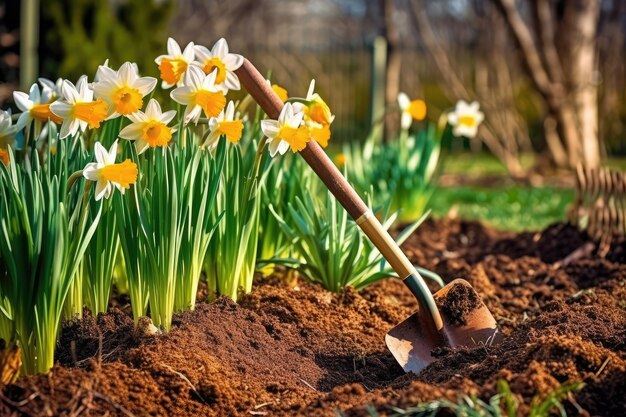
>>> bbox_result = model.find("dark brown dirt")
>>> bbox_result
[1,219,625,417]
[435,281,482,326]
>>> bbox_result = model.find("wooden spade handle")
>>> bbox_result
[236,59,368,219]
[235,59,443,332]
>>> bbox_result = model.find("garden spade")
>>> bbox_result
[235,59,500,374]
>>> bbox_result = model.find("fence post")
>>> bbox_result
[370,36,387,144]
[20,0,39,90]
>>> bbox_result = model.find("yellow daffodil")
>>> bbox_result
[204,101,244,149]
[292,80,334,148]
[92,62,157,119]
[0,147,8,166]
[170,66,226,124]
[303,79,334,126]
[119,98,176,154]
[0,110,17,150]
[261,103,309,156]
[50,76,108,139]
[447,100,485,139]
[270,82,288,102]
[82,140,138,201]
[397,92,426,130]
[155,37,195,89]
[334,153,347,168]
[193,38,243,92]
[14,83,63,129]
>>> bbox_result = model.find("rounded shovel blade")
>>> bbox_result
[386,279,500,374]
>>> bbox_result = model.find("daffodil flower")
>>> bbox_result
[50,76,108,139]
[92,62,157,119]
[0,109,16,146]
[118,99,176,154]
[447,100,485,139]
[170,66,227,124]
[203,101,244,149]
[193,38,243,92]
[291,80,334,148]
[82,140,139,201]
[302,79,335,126]
[398,92,426,130]
[266,80,288,102]
[0,110,15,164]
[307,122,331,148]
[261,103,309,157]
[155,37,195,89]
[14,83,63,130]
[38,77,63,101]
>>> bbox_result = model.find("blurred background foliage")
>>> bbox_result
[40,0,173,80]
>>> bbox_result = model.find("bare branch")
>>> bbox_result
[494,0,555,101]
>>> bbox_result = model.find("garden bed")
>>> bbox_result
[1,219,625,416]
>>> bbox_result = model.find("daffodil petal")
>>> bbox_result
[261,119,279,137]
[212,38,228,58]
[170,87,194,105]
[82,163,100,181]
[160,110,177,125]
[119,123,144,140]
[13,91,32,112]
[166,37,182,56]
[134,77,157,96]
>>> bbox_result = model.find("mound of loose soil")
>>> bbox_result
[1,219,624,416]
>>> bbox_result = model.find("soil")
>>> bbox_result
[1,219,625,416]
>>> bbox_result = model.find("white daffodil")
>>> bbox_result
[447,100,485,139]
[0,110,17,159]
[398,92,426,130]
[203,101,244,149]
[14,83,63,130]
[170,65,226,124]
[92,62,157,119]
[50,76,108,139]
[155,37,195,89]
[261,102,309,157]
[119,99,176,154]
[193,38,243,92]
[38,77,63,101]
[82,140,139,201]
[92,59,139,83]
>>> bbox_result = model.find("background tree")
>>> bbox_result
[494,0,602,169]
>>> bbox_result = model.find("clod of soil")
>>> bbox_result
[1,219,625,417]
[435,281,482,326]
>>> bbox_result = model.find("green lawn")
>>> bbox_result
[429,185,574,232]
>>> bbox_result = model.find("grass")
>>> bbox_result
[429,185,573,232]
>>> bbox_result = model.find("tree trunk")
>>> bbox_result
[495,0,601,169]
[559,0,601,168]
